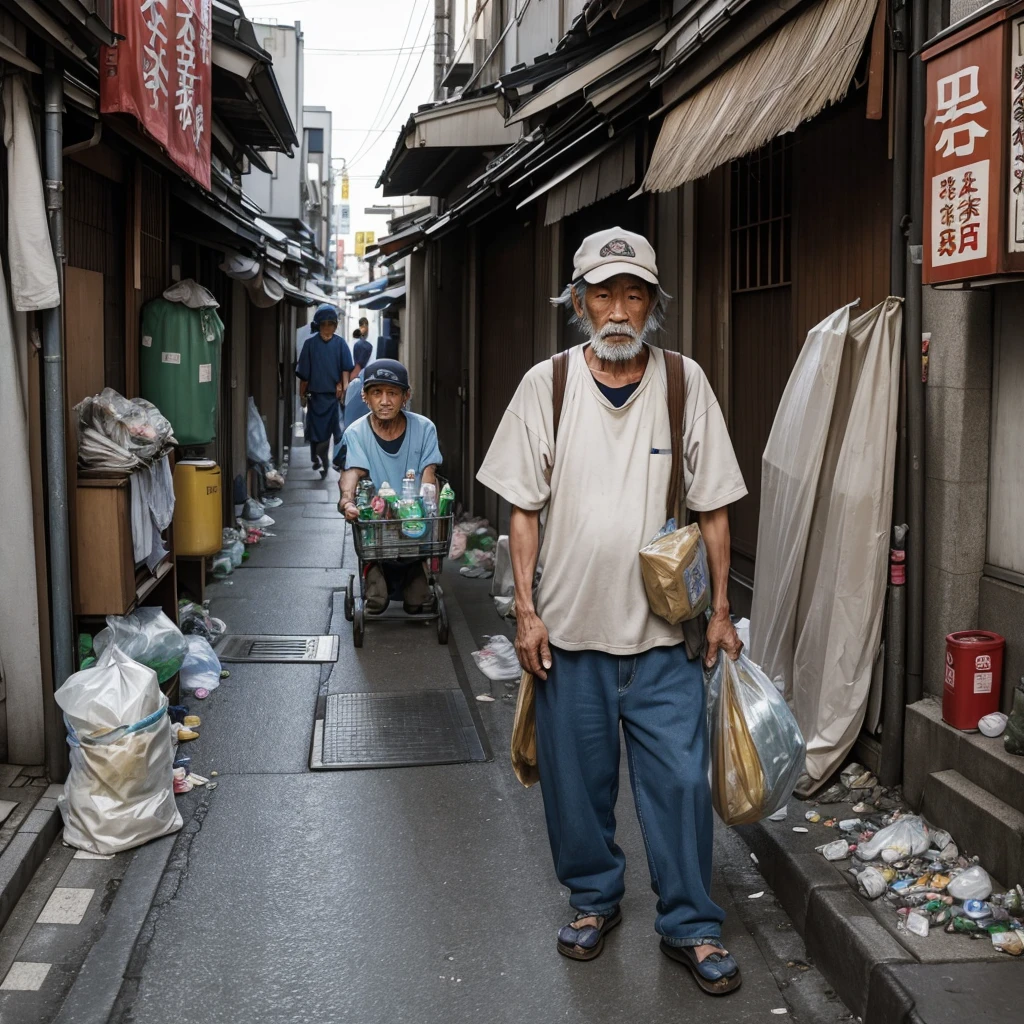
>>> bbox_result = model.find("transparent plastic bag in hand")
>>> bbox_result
[706,651,807,826]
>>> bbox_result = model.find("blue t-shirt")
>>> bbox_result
[343,370,370,429]
[343,411,442,490]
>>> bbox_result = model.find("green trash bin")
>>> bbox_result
[139,293,224,445]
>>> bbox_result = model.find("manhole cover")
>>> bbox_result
[317,690,486,769]
[214,635,339,663]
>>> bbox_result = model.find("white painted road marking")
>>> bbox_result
[37,888,94,925]
[1,962,52,991]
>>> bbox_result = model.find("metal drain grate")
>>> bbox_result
[317,690,486,769]
[215,634,339,663]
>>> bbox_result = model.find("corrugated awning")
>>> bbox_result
[642,0,877,193]
[357,286,407,310]
[512,134,635,225]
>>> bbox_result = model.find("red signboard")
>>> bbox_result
[922,2,1024,284]
[100,0,212,190]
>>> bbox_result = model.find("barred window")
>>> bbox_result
[731,138,792,292]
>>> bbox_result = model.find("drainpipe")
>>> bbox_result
[881,0,911,788]
[41,59,72,781]
[904,0,928,708]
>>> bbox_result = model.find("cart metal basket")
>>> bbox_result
[344,514,453,647]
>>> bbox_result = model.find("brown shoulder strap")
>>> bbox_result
[551,350,570,442]
[664,350,686,521]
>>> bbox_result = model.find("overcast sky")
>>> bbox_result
[244,0,436,271]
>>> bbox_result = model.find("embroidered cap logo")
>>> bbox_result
[599,239,636,258]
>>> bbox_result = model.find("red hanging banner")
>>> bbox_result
[100,0,212,190]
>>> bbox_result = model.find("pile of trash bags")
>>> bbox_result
[706,651,806,826]
[451,517,497,577]
[56,645,183,855]
[810,807,1024,953]
[76,388,176,471]
[92,608,187,684]
[471,635,521,681]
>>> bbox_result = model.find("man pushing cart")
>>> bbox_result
[337,360,451,647]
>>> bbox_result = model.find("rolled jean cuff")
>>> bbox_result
[569,900,619,918]
[660,933,722,949]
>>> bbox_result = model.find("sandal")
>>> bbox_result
[660,939,742,995]
[556,907,622,961]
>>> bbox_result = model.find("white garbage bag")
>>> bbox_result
[180,635,222,693]
[750,298,903,783]
[55,645,182,855]
[246,396,272,467]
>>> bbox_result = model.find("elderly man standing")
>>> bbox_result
[478,228,747,995]
[296,304,353,478]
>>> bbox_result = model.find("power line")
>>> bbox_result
[344,0,429,168]
[305,45,431,56]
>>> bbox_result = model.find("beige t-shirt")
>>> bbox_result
[477,344,747,655]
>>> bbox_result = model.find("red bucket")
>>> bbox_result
[943,631,1005,731]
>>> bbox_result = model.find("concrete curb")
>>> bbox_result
[52,832,177,1024]
[0,791,62,935]
[736,819,916,1020]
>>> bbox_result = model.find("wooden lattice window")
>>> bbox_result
[731,138,792,292]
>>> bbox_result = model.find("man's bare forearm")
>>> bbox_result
[698,507,732,617]
[509,506,541,617]
[339,468,366,505]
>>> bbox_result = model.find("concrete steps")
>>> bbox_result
[904,698,1024,887]
[921,769,1024,888]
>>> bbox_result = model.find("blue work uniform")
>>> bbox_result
[295,334,354,445]
[343,411,442,489]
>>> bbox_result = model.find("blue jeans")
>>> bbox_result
[534,644,724,946]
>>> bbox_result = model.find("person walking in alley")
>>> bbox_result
[478,227,747,995]
[332,336,374,471]
[296,304,353,478]
[338,359,442,614]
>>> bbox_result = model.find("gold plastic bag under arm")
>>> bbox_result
[713,661,767,826]
[639,523,711,625]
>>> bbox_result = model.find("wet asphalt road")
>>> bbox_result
[103,456,852,1024]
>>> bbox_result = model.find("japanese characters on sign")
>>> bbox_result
[101,0,212,190]
[923,22,1006,284]
[1010,17,1024,253]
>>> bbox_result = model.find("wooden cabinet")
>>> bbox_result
[73,475,175,616]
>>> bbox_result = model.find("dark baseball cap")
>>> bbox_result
[363,359,409,391]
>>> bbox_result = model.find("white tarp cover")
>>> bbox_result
[749,297,902,784]
[3,74,60,311]
[642,0,877,193]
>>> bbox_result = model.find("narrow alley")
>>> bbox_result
[0,447,846,1024]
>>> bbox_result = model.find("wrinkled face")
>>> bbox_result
[572,274,653,351]
[364,383,407,421]
[318,320,337,341]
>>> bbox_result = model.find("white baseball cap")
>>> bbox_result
[572,227,659,286]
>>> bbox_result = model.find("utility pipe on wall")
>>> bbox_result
[904,0,928,707]
[41,61,72,781]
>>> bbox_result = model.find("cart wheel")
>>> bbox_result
[353,603,365,648]
[436,596,449,645]
[344,575,354,622]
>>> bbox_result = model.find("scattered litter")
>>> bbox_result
[838,819,862,831]
[475,695,496,703]
[210,771,219,777]
[471,636,521,681]
[750,853,759,865]
[819,840,851,861]
[771,1009,788,1015]
[947,866,993,901]
[978,712,1008,738]
[856,816,929,863]
[857,867,888,900]
[769,806,788,822]
[992,930,1024,956]
[841,763,877,791]
[792,827,809,833]
[221,670,231,679]
[748,891,765,899]
[903,911,930,938]
[805,810,821,823]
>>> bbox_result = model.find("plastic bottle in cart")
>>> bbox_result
[402,470,417,499]
[378,481,398,517]
[420,482,438,517]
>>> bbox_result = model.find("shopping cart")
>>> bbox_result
[344,513,453,648]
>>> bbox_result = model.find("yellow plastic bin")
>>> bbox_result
[173,460,222,555]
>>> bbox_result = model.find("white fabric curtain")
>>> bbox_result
[750,298,903,785]
[3,74,60,311]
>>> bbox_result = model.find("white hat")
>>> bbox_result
[572,227,659,286]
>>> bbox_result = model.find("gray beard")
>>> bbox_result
[589,334,644,361]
